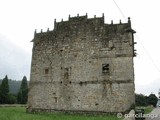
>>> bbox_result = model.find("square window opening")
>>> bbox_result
[102,64,109,74]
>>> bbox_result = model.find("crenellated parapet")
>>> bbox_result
[33,14,135,43]
[34,14,134,34]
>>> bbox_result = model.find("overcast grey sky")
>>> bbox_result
[0,0,160,96]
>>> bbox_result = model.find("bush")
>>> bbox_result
[135,93,158,107]
[7,93,17,104]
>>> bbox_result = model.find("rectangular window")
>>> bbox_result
[54,97,57,103]
[102,64,109,74]
[45,68,49,74]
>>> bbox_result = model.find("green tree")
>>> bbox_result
[135,93,148,106]
[17,76,28,104]
[7,93,17,104]
[148,93,158,107]
[0,84,1,102]
[0,75,9,104]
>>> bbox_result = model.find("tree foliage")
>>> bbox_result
[135,93,158,107]
[0,75,28,104]
[0,79,22,95]
[17,76,28,104]
[0,75,9,103]
[7,93,17,104]
[148,94,158,107]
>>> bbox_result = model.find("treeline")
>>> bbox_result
[0,79,21,94]
[0,75,28,104]
[135,93,158,107]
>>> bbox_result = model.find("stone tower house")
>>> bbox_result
[27,14,136,113]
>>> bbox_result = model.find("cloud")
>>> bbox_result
[135,78,160,96]
[0,34,31,80]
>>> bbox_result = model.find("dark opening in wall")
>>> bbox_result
[95,103,99,106]
[45,68,49,74]
[68,96,71,100]
[54,97,57,103]
[64,68,69,79]
[79,81,83,86]
[102,64,109,74]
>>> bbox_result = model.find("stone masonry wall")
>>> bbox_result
[27,14,136,113]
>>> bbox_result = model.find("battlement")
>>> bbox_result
[68,14,88,22]
[34,14,134,36]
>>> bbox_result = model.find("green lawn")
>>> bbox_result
[144,107,154,114]
[0,107,121,120]
[136,106,154,114]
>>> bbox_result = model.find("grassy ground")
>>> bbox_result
[144,106,154,114]
[136,106,154,114]
[0,107,121,120]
